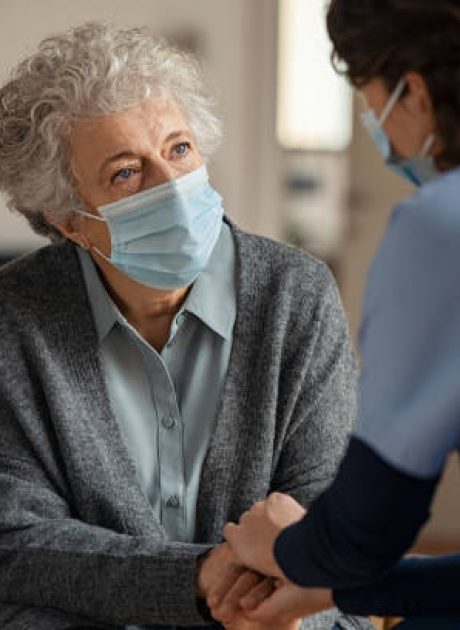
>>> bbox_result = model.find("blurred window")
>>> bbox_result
[277,0,352,152]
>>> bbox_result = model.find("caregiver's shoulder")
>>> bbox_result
[368,167,460,294]
[391,167,460,243]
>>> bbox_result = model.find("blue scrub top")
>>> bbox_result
[355,167,460,478]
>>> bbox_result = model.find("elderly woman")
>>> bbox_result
[0,23,369,630]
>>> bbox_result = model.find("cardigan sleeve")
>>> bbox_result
[270,265,357,505]
[0,402,212,627]
[0,602,118,630]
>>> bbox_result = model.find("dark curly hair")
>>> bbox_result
[326,0,460,169]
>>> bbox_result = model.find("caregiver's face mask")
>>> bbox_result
[360,78,438,187]
[77,164,223,290]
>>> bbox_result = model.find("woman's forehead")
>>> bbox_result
[76,97,187,124]
[71,100,191,151]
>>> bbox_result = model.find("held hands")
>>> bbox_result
[214,577,333,627]
[197,542,289,629]
[237,580,334,625]
[197,494,333,628]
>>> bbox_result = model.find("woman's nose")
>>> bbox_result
[145,159,177,188]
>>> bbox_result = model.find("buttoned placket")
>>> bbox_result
[126,314,188,542]
[158,312,188,540]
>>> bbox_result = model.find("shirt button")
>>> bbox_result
[165,495,180,509]
[162,414,176,430]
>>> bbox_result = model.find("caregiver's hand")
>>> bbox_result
[240,580,333,625]
[224,493,306,578]
[210,572,302,629]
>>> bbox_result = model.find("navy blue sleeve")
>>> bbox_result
[334,554,460,616]
[274,437,438,589]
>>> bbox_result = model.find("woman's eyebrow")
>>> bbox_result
[99,150,138,173]
[164,129,192,143]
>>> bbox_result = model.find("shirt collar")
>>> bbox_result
[181,221,236,341]
[77,247,118,343]
[77,220,236,344]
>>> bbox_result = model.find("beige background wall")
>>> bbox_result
[1,0,459,550]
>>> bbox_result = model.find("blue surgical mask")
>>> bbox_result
[77,164,224,289]
[360,78,439,186]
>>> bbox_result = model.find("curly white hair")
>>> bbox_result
[0,22,222,239]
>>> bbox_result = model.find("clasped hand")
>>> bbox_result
[196,493,333,629]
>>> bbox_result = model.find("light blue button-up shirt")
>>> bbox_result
[77,223,236,545]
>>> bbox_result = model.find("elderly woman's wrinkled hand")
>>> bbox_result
[224,493,306,578]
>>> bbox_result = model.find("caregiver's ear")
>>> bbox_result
[43,209,90,250]
[401,72,434,117]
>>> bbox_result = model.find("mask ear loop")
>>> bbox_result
[379,78,407,126]
[74,209,111,261]
[420,133,435,157]
[91,246,113,265]
[76,209,106,222]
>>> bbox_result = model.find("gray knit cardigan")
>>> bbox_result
[0,224,371,630]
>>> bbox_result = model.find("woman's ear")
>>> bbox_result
[403,72,434,117]
[43,210,90,250]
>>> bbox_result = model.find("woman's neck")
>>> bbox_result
[92,252,189,351]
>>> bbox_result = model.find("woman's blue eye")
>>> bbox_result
[173,142,190,157]
[113,168,135,182]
